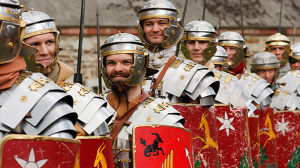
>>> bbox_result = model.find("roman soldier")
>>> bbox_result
[137,0,183,69]
[0,0,77,140]
[251,51,280,90]
[22,10,74,87]
[289,43,300,70]
[218,31,247,79]
[181,20,217,69]
[264,33,291,78]
[22,10,112,137]
[100,32,185,167]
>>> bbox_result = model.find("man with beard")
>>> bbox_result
[0,0,77,140]
[101,33,185,167]
[22,10,74,86]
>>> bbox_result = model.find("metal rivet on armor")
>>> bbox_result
[280,98,283,101]
[223,86,227,90]
[147,116,152,122]
[297,73,300,78]
[166,41,170,45]
[248,84,252,87]
[180,75,185,80]
[294,80,297,83]
[74,99,78,105]
[153,3,155,5]
[138,70,141,76]
[8,42,13,49]
[142,80,147,86]
[6,8,10,14]
[20,96,27,102]
[36,66,41,72]
[131,68,134,73]
[28,55,32,59]
[14,11,18,17]
[172,30,175,34]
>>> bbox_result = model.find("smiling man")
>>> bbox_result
[100,33,184,167]
[22,11,74,86]
[137,0,183,69]
[181,20,217,69]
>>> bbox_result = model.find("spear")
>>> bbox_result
[96,7,102,94]
[202,0,206,21]
[175,0,189,57]
[278,0,284,33]
[74,0,85,84]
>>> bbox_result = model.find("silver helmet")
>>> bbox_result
[181,20,217,65]
[264,33,291,67]
[0,0,36,64]
[211,45,229,72]
[22,10,59,72]
[137,0,183,49]
[218,31,246,69]
[100,33,158,89]
[289,43,300,63]
[251,51,280,87]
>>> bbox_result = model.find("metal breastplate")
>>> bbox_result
[272,70,300,110]
[62,83,112,135]
[141,58,219,107]
[0,72,77,141]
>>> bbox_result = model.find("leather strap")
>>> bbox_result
[150,55,176,96]
[110,91,149,142]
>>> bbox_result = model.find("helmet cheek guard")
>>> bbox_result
[181,41,190,59]
[161,19,183,48]
[202,41,217,65]
[230,47,245,69]
[124,53,147,86]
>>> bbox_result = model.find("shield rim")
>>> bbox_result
[0,134,80,167]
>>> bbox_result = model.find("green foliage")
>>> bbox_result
[240,151,250,168]
[260,145,269,166]
[253,156,259,168]
[288,145,300,168]
[194,153,201,168]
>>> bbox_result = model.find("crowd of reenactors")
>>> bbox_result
[0,0,300,167]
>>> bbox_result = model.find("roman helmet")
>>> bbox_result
[0,0,36,64]
[211,45,229,72]
[181,20,217,65]
[218,31,246,69]
[137,0,183,49]
[251,51,280,88]
[100,33,158,89]
[265,33,291,67]
[22,10,60,72]
[289,43,300,64]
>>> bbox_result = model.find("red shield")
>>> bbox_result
[76,136,114,168]
[274,110,300,167]
[132,124,193,168]
[0,134,80,168]
[254,108,277,168]
[248,116,260,167]
[173,104,218,168]
[213,105,251,167]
